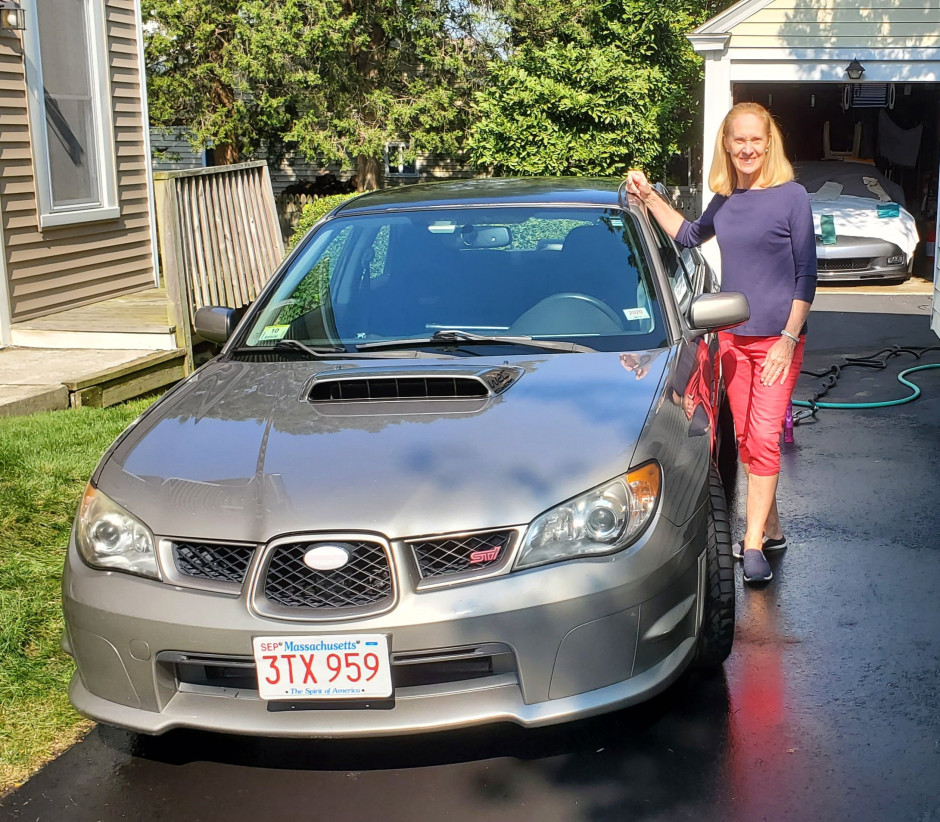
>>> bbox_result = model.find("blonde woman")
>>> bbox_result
[626,102,817,585]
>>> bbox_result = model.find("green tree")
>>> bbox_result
[143,0,500,187]
[467,0,715,178]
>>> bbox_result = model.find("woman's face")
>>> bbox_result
[724,112,769,188]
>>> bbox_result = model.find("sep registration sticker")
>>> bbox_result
[258,324,290,342]
[252,634,392,700]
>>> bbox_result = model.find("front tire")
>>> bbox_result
[693,465,735,669]
[715,395,738,498]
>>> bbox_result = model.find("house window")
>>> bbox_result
[23,0,119,227]
[385,142,418,178]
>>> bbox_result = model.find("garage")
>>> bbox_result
[687,0,940,335]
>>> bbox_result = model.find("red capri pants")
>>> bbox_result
[718,332,805,477]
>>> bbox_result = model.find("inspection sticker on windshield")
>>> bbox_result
[624,308,650,321]
[252,635,392,700]
[258,325,290,342]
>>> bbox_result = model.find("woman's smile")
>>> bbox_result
[726,113,769,188]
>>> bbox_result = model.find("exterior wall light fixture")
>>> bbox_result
[0,1,25,31]
[845,59,865,81]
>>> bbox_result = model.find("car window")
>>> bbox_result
[680,245,711,294]
[648,216,694,310]
[241,207,668,353]
[246,224,354,341]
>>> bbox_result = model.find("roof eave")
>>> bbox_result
[692,0,775,36]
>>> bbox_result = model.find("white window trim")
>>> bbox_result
[384,142,419,178]
[22,0,120,229]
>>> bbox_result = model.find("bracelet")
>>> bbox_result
[780,329,800,344]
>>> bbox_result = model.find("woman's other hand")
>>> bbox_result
[625,170,653,200]
[760,336,798,386]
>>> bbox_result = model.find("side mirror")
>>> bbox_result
[194,306,244,344]
[688,292,750,334]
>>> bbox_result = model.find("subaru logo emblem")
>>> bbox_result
[303,544,351,571]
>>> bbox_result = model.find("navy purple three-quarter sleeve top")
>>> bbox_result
[675,181,818,337]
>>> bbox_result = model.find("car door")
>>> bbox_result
[647,212,722,439]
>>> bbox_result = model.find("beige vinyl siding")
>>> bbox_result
[268,152,342,197]
[731,0,940,47]
[417,153,474,178]
[151,129,206,172]
[0,0,154,323]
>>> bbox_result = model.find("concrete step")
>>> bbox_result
[0,347,188,417]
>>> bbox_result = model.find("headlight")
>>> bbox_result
[515,463,661,570]
[75,484,159,579]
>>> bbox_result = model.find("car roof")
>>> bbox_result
[332,177,627,215]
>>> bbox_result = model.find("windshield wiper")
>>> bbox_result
[358,329,597,353]
[275,339,347,356]
[232,339,451,359]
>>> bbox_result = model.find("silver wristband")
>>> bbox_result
[780,329,800,344]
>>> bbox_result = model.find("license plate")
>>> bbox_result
[252,634,392,701]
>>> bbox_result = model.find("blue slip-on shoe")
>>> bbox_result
[742,549,773,584]
[732,534,787,560]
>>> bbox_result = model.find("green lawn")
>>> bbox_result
[0,397,159,795]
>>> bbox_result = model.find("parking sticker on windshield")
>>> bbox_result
[624,308,650,321]
[259,325,290,341]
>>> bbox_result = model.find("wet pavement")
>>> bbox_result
[2,293,939,822]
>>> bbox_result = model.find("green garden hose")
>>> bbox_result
[792,345,940,418]
[792,362,940,410]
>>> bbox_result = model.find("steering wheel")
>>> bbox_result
[511,292,626,335]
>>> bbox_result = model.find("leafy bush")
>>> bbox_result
[467,0,705,178]
[287,193,360,249]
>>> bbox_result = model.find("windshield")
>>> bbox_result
[240,206,667,354]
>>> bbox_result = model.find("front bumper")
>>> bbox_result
[816,237,912,284]
[62,508,707,737]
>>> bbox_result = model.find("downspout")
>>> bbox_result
[0,185,12,347]
[134,0,160,288]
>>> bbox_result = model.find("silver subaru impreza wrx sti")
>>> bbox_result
[63,178,748,737]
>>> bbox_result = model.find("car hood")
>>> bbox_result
[99,351,669,542]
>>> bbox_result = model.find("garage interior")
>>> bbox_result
[733,81,940,280]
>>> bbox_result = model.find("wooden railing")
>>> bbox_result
[153,161,284,365]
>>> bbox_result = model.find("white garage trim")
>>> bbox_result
[726,62,940,83]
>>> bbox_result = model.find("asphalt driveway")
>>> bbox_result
[2,291,938,822]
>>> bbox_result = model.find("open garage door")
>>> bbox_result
[734,82,938,291]
[933,217,940,337]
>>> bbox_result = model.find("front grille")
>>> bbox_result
[410,530,513,579]
[173,541,255,583]
[817,257,871,272]
[262,540,393,611]
[309,376,489,402]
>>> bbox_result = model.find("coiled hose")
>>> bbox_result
[792,345,940,421]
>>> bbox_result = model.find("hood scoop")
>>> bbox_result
[307,365,524,403]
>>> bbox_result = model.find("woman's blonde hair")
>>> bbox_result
[707,102,794,196]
